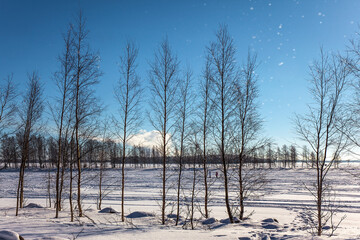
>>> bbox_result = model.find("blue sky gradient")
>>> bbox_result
[1,0,360,146]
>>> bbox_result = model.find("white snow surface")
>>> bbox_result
[0,165,360,239]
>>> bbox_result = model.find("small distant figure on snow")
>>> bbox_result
[216,171,218,178]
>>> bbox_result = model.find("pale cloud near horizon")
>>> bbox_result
[127,129,174,150]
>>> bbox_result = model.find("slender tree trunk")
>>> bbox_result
[58,150,66,212]
[98,157,103,210]
[121,137,126,221]
[16,159,25,216]
[176,128,185,225]
[48,170,52,208]
[239,155,244,220]
[55,130,62,217]
[317,167,322,236]
[97,134,104,210]
[20,163,25,207]
[55,103,66,217]
[161,83,167,225]
[175,154,182,225]
[75,78,82,217]
[202,113,209,219]
[17,139,28,215]
[162,134,166,225]
[69,139,74,222]
[221,81,233,223]
[222,147,232,223]
[190,155,196,230]
[121,105,128,222]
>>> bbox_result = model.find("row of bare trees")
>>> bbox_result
[3,11,360,237]
[143,25,268,224]
[49,12,102,218]
[0,18,312,227]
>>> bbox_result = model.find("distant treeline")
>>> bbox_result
[0,133,341,169]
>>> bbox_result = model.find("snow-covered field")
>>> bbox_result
[0,165,359,240]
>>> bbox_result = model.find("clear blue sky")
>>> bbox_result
[1,0,360,147]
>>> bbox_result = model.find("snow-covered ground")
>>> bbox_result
[0,165,359,240]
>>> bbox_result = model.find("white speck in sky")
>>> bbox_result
[252,36,256,39]
[301,15,305,18]
[250,6,254,10]
[279,24,283,29]
[268,3,272,6]
[318,12,322,16]
[350,21,354,24]
[292,48,296,52]
[278,62,284,66]
[320,21,323,24]
[203,2,207,6]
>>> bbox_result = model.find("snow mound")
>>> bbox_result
[219,217,240,224]
[98,207,118,213]
[25,203,43,208]
[37,238,68,240]
[202,217,216,225]
[126,211,154,218]
[262,218,278,223]
[261,218,281,230]
[0,230,22,240]
[167,213,180,219]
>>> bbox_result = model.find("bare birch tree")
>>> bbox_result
[52,24,74,218]
[149,38,179,225]
[174,68,194,225]
[16,72,44,216]
[97,119,110,210]
[72,11,102,217]
[207,24,237,223]
[234,51,263,220]
[199,57,212,219]
[294,49,349,236]
[113,41,142,222]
